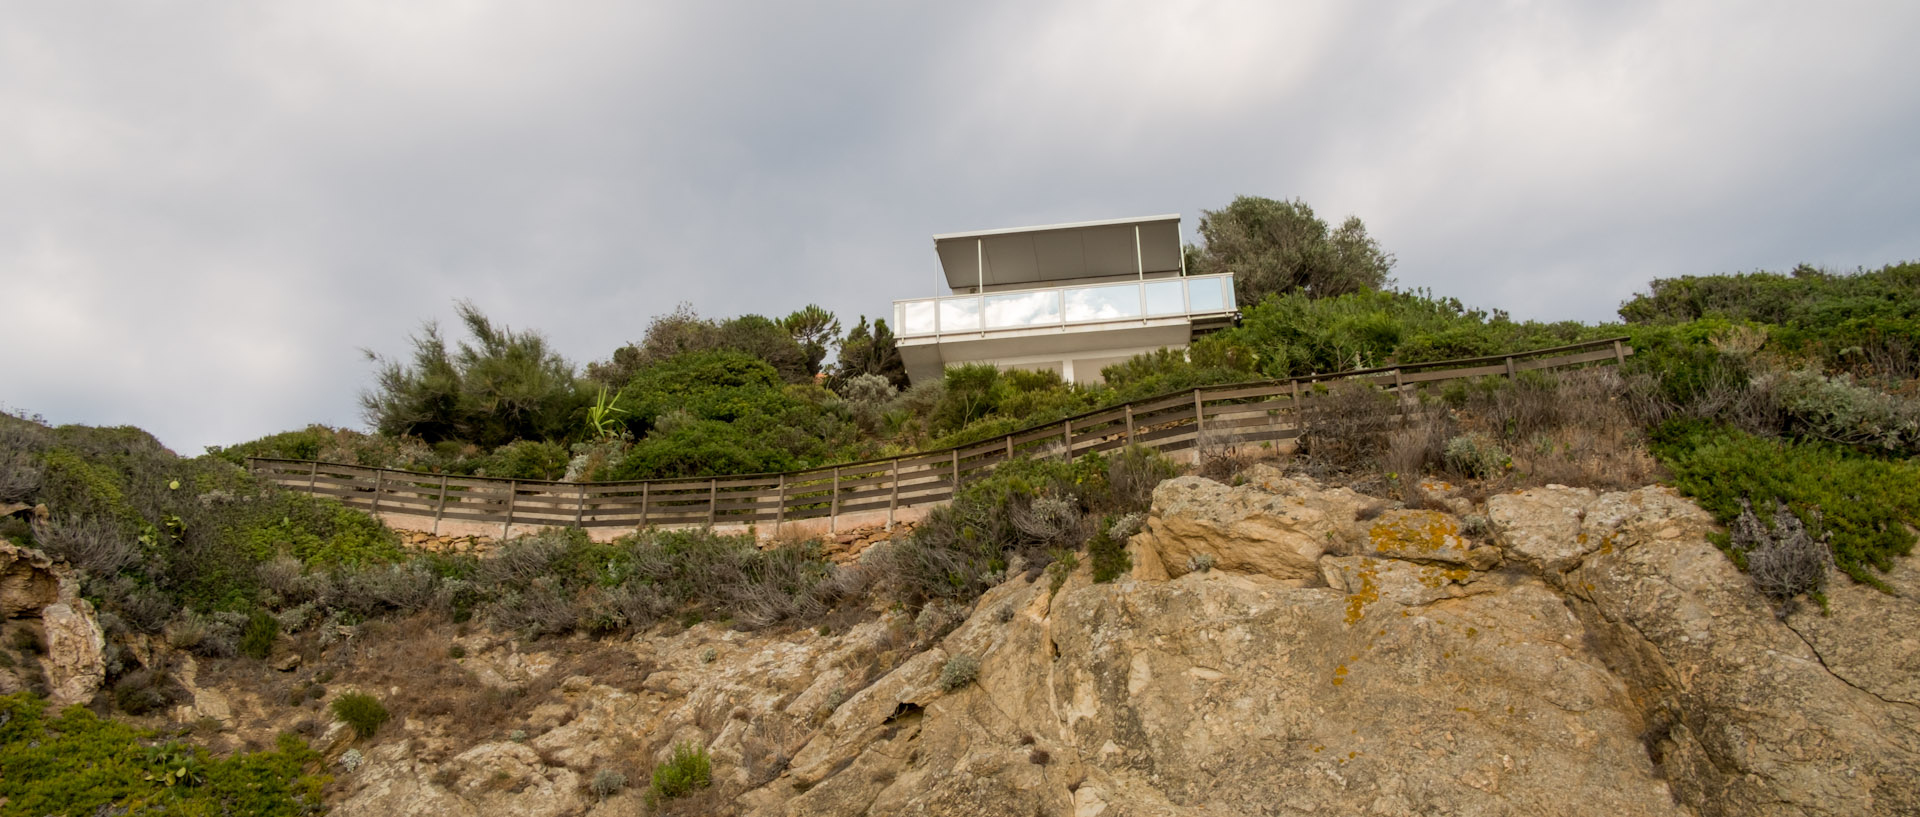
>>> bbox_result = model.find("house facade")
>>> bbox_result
[892,214,1237,385]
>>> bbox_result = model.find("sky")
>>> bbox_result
[4,1,1918,454]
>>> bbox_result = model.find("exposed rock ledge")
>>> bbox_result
[0,540,106,706]
[319,470,1915,816]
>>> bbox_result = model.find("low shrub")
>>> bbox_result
[590,767,627,800]
[1729,498,1833,603]
[938,654,980,691]
[1767,368,1920,455]
[648,741,713,803]
[239,610,278,660]
[1443,433,1508,479]
[331,691,391,739]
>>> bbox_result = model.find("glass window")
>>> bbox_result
[1187,278,1226,313]
[899,300,937,335]
[1064,284,1143,322]
[939,297,981,331]
[984,290,1061,328]
[1143,280,1185,316]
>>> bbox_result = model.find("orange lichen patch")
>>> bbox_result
[1368,512,1463,554]
[1332,664,1350,686]
[1343,560,1381,624]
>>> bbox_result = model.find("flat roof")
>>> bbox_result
[933,214,1182,290]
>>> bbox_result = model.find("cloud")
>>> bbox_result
[2,1,1916,452]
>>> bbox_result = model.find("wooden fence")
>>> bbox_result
[248,337,1633,535]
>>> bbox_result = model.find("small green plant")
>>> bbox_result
[585,385,628,441]
[938,654,980,691]
[239,611,279,660]
[447,644,466,659]
[1186,553,1217,573]
[330,691,390,740]
[699,646,717,664]
[648,741,713,804]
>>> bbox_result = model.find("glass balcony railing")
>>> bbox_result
[894,273,1236,338]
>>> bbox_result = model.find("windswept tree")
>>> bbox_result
[361,300,586,447]
[1191,195,1395,307]
[782,304,841,377]
[586,304,813,386]
[833,316,908,390]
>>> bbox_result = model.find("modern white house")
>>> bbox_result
[892,214,1237,385]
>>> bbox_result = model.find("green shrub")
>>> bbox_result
[1443,433,1509,478]
[476,439,572,481]
[1088,514,1140,583]
[238,610,278,660]
[648,741,712,803]
[1767,368,1920,454]
[938,654,980,691]
[1653,424,1919,588]
[0,693,325,816]
[331,692,391,739]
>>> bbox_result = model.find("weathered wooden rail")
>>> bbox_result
[249,337,1632,535]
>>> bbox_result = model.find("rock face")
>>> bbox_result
[0,540,105,706]
[303,476,1916,816]
[1128,467,1367,583]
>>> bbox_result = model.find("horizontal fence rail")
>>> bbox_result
[249,337,1634,535]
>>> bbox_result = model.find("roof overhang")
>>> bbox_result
[933,214,1182,290]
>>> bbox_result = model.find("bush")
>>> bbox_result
[476,439,572,480]
[29,514,138,577]
[1767,368,1920,454]
[590,767,627,800]
[938,654,980,691]
[1088,514,1140,583]
[331,691,391,739]
[239,610,278,660]
[1443,433,1509,479]
[648,741,712,803]
[1729,498,1833,603]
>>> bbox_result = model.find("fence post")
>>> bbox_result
[1005,435,1014,461]
[887,459,899,530]
[307,460,318,494]
[639,482,649,529]
[502,480,516,539]
[433,474,448,536]
[1062,418,1072,460]
[1193,390,1205,434]
[1125,404,1136,445]
[775,473,787,533]
[950,450,960,496]
[1613,339,1626,365]
[370,469,384,515]
[1505,355,1516,381]
[829,468,841,535]
[574,483,586,528]
[708,479,718,527]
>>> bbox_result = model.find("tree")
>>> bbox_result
[782,304,841,377]
[361,300,585,447]
[1191,196,1395,306]
[586,304,813,386]
[833,316,908,390]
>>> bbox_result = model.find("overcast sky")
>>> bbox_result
[5,2,1917,454]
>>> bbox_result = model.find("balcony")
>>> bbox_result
[894,273,1237,340]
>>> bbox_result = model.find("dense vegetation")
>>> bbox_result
[0,693,327,817]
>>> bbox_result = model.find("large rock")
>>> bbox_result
[1129,470,1367,583]
[1485,485,1598,572]
[1564,494,1920,817]
[0,540,104,706]
[763,558,1684,816]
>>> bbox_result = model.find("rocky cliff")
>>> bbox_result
[69,469,1918,816]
